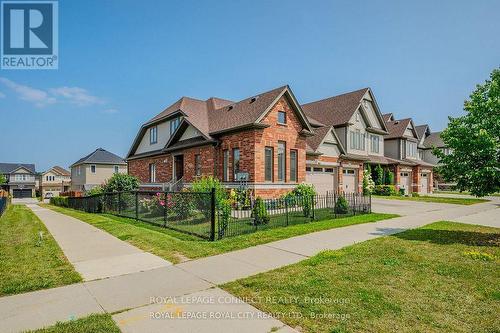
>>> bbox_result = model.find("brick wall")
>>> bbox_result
[128,154,172,183]
[181,144,217,182]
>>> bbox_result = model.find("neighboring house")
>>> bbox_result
[70,148,127,191]
[127,85,314,198]
[383,114,435,194]
[418,129,449,165]
[40,166,71,197]
[301,88,390,194]
[0,163,37,198]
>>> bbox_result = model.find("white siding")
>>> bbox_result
[135,121,171,155]
[347,110,368,155]
[318,142,341,157]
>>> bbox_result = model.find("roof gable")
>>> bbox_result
[0,163,35,174]
[385,118,419,140]
[71,148,125,167]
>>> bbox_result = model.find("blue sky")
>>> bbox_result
[1,0,499,171]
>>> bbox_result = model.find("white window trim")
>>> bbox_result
[90,165,96,174]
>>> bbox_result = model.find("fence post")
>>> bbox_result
[135,191,139,220]
[369,193,372,213]
[285,198,289,226]
[118,192,122,215]
[353,193,356,216]
[210,187,216,241]
[311,195,315,220]
[163,192,168,227]
[334,192,337,218]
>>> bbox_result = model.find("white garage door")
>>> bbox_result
[400,172,412,194]
[420,173,428,194]
[306,167,336,195]
[342,169,357,193]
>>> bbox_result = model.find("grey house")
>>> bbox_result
[70,148,127,191]
[0,163,37,198]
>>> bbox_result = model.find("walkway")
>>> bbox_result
[26,204,171,281]
[0,199,497,332]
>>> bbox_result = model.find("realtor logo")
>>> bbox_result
[1,1,58,69]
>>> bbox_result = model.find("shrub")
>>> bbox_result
[252,197,270,225]
[374,164,384,185]
[217,198,232,237]
[334,196,349,214]
[86,186,104,196]
[411,192,420,197]
[170,190,195,220]
[384,170,394,185]
[102,173,139,193]
[399,188,406,196]
[191,176,227,205]
[282,184,316,217]
[50,196,68,207]
[373,185,397,196]
[362,169,375,195]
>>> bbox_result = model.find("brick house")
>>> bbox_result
[383,114,435,194]
[126,86,314,198]
[301,88,390,194]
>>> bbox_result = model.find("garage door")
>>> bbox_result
[13,189,32,198]
[342,169,357,193]
[400,172,412,194]
[420,173,428,194]
[306,167,337,195]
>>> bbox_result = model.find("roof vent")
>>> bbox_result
[394,121,399,124]
[249,96,259,103]
[228,105,233,111]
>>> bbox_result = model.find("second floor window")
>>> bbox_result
[150,126,157,144]
[170,118,181,135]
[90,165,96,173]
[350,130,365,150]
[194,154,201,176]
[290,150,297,182]
[278,141,286,181]
[149,163,156,182]
[233,148,240,180]
[406,141,417,158]
[370,135,380,153]
[265,147,273,181]
[277,111,286,124]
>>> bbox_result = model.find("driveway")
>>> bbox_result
[11,197,39,205]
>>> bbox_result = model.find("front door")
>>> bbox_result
[174,155,184,181]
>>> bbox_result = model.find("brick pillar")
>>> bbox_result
[338,165,343,193]
[429,170,434,193]
[412,166,421,193]
[357,163,364,194]
[394,165,401,191]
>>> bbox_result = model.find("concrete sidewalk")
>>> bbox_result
[1,200,497,333]
[27,204,171,281]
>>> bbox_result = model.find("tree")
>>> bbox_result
[374,164,384,185]
[434,68,500,197]
[362,169,375,195]
[101,173,139,193]
[0,174,6,185]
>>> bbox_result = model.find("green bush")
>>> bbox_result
[217,198,232,238]
[411,192,420,197]
[191,176,228,218]
[399,188,406,196]
[334,196,349,214]
[86,186,104,196]
[373,185,397,196]
[282,184,316,217]
[384,170,395,185]
[50,196,68,207]
[374,164,384,185]
[102,173,139,193]
[170,190,195,220]
[252,197,270,225]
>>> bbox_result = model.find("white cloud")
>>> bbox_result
[49,86,105,106]
[0,91,5,98]
[103,108,118,114]
[0,77,56,107]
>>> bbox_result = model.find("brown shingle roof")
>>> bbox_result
[415,124,429,141]
[382,113,394,122]
[301,88,369,126]
[305,126,331,152]
[384,118,412,139]
[423,131,445,148]
[51,166,70,176]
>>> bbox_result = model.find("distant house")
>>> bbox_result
[40,166,71,198]
[0,163,37,198]
[70,148,127,191]
[418,129,449,165]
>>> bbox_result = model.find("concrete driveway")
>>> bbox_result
[11,197,39,205]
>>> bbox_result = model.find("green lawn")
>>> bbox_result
[223,221,500,333]
[434,190,500,197]
[0,205,81,296]
[373,195,489,205]
[25,314,120,333]
[43,204,397,264]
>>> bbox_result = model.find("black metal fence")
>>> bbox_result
[57,191,370,241]
[0,197,7,217]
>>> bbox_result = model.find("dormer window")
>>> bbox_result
[170,118,181,135]
[150,126,157,144]
[278,111,286,124]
